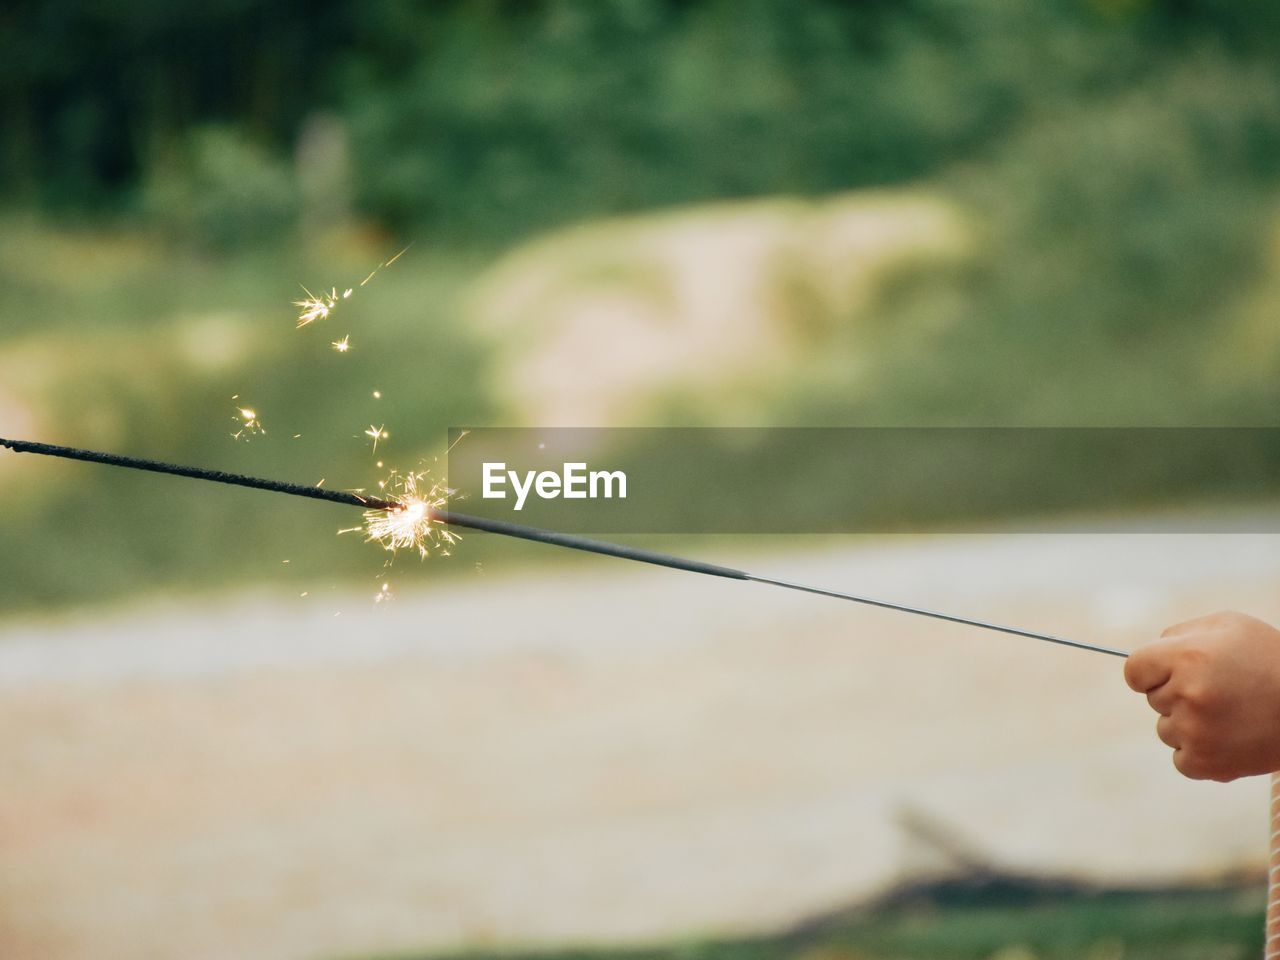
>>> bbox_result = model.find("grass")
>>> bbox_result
[356,880,1266,960]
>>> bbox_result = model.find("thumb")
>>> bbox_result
[1124,639,1175,694]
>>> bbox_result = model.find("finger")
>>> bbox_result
[1171,748,1209,780]
[1124,643,1174,693]
[1146,683,1177,716]
[1156,714,1180,748]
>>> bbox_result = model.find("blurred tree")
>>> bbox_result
[0,0,350,211]
[1,0,1277,243]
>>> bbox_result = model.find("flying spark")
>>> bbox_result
[331,335,351,353]
[294,286,339,327]
[365,424,388,453]
[359,245,410,288]
[231,400,265,441]
[294,246,409,328]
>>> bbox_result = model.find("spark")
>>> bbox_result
[365,424,388,453]
[375,581,393,603]
[294,286,339,327]
[342,469,459,559]
[359,245,411,287]
[231,400,265,441]
[294,246,409,328]
[372,390,381,400]
[331,335,351,353]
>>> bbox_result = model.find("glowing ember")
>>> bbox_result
[331,335,351,352]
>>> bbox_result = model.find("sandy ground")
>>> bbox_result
[1,528,1278,960]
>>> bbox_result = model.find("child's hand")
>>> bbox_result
[1125,611,1280,782]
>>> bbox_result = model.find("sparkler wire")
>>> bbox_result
[0,437,1128,658]
[0,438,743,579]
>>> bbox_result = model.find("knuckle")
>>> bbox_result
[1206,609,1255,633]
[1178,679,1220,714]
[1175,644,1206,668]
[1162,614,1209,638]
[1178,682,1207,709]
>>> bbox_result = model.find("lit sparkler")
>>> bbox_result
[0,436,1130,658]
[343,469,458,559]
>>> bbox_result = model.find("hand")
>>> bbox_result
[1124,611,1280,782]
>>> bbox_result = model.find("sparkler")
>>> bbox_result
[0,436,1129,659]
[344,469,458,558]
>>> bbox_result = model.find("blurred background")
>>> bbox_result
[2,1,1280,958]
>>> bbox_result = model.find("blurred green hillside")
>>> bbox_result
[2,0,1280,612]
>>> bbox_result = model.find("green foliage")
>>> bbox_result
[143,126,301,249]
[339,0,1134,239]
[774,51,1280,425]
[6,0,1280,239]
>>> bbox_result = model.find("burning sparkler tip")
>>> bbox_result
[356,469,453,559]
